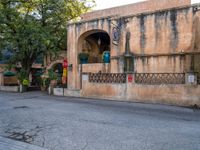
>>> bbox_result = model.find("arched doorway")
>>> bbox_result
[76,30,111,89]
[78,30,110,64]
[51,63,63,85]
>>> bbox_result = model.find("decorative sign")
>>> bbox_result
[63,59,68,68]
[62,68,67,77]
[112,18,129,46]
[188,75,195,83]
[112,27,120,45]
[62,59,68,84]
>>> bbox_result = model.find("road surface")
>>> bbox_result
[0,91,199,150]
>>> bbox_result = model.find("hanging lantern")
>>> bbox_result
[98,37,101,46]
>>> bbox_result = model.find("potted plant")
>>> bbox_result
[37,77,45,91]
[46,69,58,95]
[17,69,29,92]
[48,69,58,86]
[78,51,89,64]
[22,79,29,92]
[102,51,110,63]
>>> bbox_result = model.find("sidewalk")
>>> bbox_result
[0,136,48,150]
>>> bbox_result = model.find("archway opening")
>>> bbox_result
[52,63,63,85]
[79,31,110,64]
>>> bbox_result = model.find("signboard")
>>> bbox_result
[62,68,67,77]
[63,59,68,68]
[82,74,89,81]
[128,74,133,83]
[62,59,68,84]
[188,75,195,83]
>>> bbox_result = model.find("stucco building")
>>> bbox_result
[65,0,200,106]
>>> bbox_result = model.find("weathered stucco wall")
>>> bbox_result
[67,4,200,90]
[81,75,200,107]
[67,18,111,89]
[126,8,192,54]
[0,86,19,92]
[81,81,127,100]
[82,63,110,73]
[112,6,199,73]
[192,10,200,77]
[81,0,191,20]
[135,55,186,73]
[127,84,200,106]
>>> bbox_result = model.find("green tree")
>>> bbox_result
[0,0,95,79]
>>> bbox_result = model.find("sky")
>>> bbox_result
[94,0,200,10]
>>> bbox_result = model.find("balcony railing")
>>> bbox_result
[89,73,126,83]
[88,73,186,85]
[134,73,185,85]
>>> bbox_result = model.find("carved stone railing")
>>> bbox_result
[88,73,187,84]
[134,73,185,84]
[89,73,126,83]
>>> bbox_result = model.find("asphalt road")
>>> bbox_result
[0,91,200,150]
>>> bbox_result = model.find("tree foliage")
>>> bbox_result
[0,0,95,78]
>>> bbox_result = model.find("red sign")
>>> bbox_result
[128,75,133,82]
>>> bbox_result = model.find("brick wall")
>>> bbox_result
[81,0,191,20]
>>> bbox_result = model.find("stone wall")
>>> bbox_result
[67,20,111,90]
[0,86,19,92]
[82,63,110,73]
[81,74,200,107]
[111,6,200,73]
[135,55,186,73]
[67,4,200,90]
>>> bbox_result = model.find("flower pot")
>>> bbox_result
[103,51,110,63]
[23,86,28,92]
[40,86,46,91]
[20,84,27,93]
[80,58,88,64]
[50,80,57,87]
[79,53,89,64]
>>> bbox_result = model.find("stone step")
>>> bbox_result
[0,136,48,150]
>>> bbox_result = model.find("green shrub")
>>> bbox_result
[48,69,58,80]
[22,79,29,86]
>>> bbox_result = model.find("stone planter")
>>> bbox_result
[0,86,19,92]
[53,88,64,96]
[50,80,57,87]
[40,86,46,91]
[19,84,28,93]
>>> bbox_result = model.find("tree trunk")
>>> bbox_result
[21,58,34,79]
